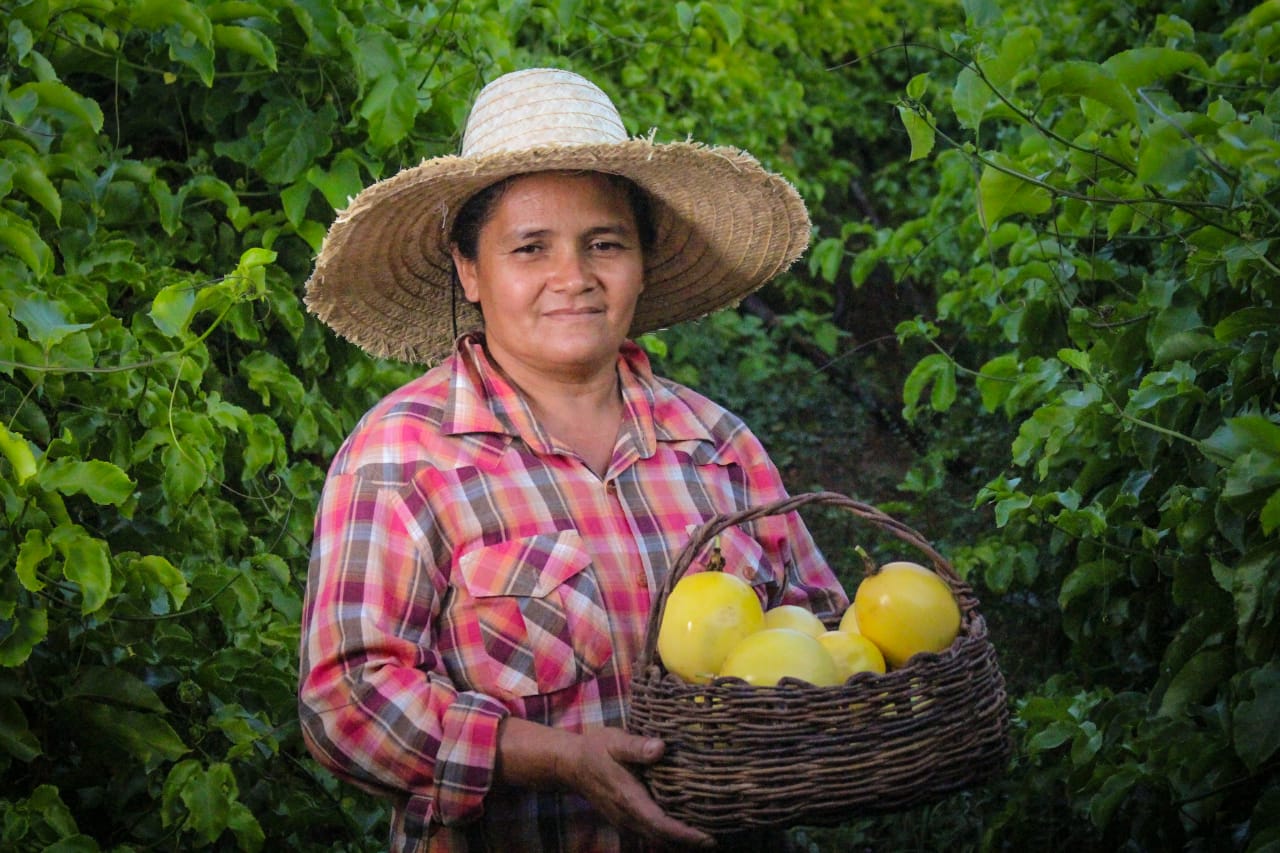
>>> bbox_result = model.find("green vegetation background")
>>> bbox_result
[1,0,1276,849]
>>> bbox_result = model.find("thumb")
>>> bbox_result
[608,731,665,765]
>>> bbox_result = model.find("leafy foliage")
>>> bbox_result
[836,0,1280,848]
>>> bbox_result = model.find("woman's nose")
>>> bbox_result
[547,247,593,291]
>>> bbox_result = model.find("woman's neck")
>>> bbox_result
[486,349,625,477]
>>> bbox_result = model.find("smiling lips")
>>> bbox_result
[544,306,605,317]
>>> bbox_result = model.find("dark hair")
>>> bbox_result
[448,171,656,262]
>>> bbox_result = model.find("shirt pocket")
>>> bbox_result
[455,531,614,698]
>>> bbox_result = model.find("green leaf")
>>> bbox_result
[227,801,265,852]
[229,247,277,298]
[675,1,695,32]
[149,179,184,235]
[306,155,364,212]
[1040,61,1138,124]
[710,3,743,45]
[129,0,213,47]
[163,444,208,505]
[906,72,929,101]
[1234,664,1280,771]
[1154,330,1219,365]
[977,159,1053,228]
[359,74,419,151]
[1229,546,1278,657]
[8,80,105,132]
[242,413,281,478]
[1223,239,1275,284]
[1204,415,1280,465]
[132,555,191,611]
[1057,348,1092,374]
[166,29,215,85]
[38,459,135,505]
[185,175,246,228]
[984,26,1041,92]
[952,66,988,132]
[902,353,955,421]
[961,0,1002,26]
[1158,647,1230,715]
[7,148,62,223]
[994,493,1032,527]
[66,666,168,713]
[1137,123,1198,192]
[49,524,112,615]
[258,102,336,183]
[556,0,581,30]
[1059,559,1123,609]
[0,215,55,279]
[1103,47,1208,92]
[0,697,40,762]
[176,761,236,842]
[82,704,189,768]
[0,422,39,484]
[240,351,305,410]
[809,236,844,283]
[280,181,314,227]
[16,530,52,592]
[11,294,92,347]
[213,24,277,70]
[1222,451,1280,501]
[1262,489,1280,536]
[150,282,198,336]
[897,103,936,162]
[1089,765,1142,828]
[1026,720,1074,753]
[975,353,1019,413]
[0,606,48,666]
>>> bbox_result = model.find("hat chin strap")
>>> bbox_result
[450,274,458,341]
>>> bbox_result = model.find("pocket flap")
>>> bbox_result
[457,531,592,599]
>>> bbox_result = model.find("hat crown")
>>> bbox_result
[460,68,629,157]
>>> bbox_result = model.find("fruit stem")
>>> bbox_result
[707,535,725,572]
[854,545,877,577]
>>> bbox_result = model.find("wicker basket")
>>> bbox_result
[626,491,1011,833]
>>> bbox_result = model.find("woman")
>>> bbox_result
[299,68,847,852]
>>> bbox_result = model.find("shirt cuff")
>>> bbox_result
[431,691,510,826]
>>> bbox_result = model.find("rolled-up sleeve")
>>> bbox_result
[298,470,509,826]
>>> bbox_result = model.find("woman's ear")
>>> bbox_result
[450,246,481,303]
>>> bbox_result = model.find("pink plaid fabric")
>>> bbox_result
[299,334,847,853]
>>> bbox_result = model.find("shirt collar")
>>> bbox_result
[439,333,714,453]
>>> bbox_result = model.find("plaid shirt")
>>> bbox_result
[299,334,847,853]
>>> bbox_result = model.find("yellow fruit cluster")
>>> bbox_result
[656,561,961,687]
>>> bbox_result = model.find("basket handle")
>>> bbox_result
[637,490,972,672]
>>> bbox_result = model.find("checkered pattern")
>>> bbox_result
[298,334,847,852]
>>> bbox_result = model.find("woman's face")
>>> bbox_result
[451,171,645,381]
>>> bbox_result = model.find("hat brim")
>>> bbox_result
[304,139,810,364]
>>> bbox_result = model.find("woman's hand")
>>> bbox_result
[498,718,714,849]
[564,727,714,849]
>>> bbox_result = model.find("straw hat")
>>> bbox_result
[304,67,811,364]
